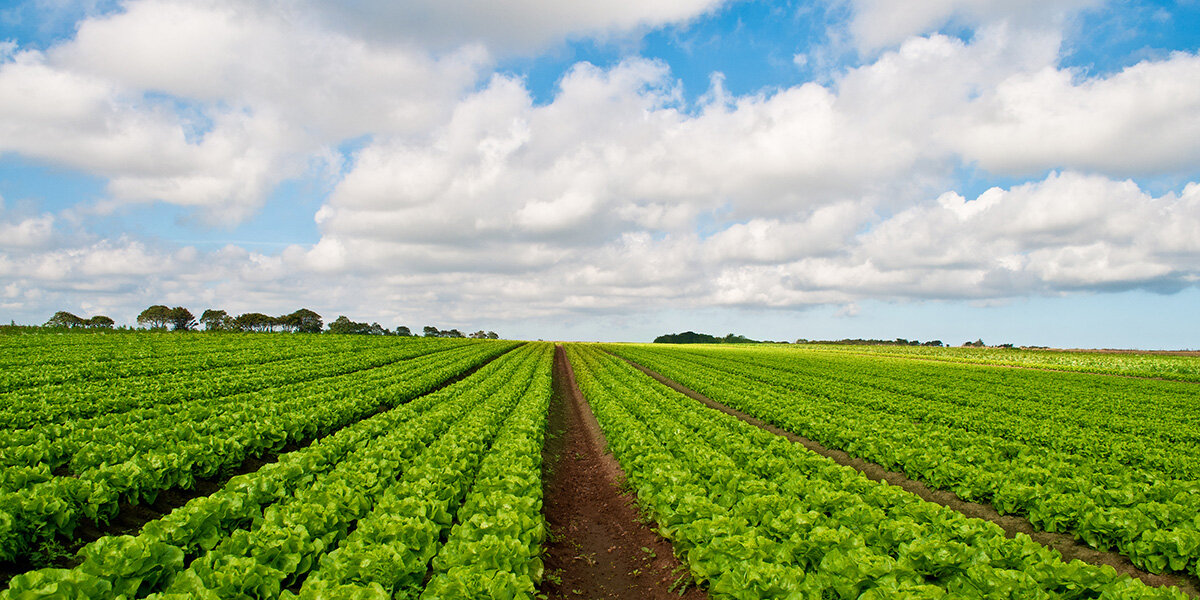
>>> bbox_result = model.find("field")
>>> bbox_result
[1,333,1197,599]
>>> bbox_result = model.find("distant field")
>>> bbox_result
[1,333,1194,599]
[790,343,1200,382]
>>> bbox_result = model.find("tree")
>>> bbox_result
[86,315,115,329]
[328,316,354,334]
[486,331,499,340]
[283,308,323,333]
[234,312,274,332]
[328,315,379,335]
[423,326,440,338]
[45,311,84,328]
[276,312,299,332]
[168,307,196,331]
[654,331,720,344]
[469,330,487,339]
[395,325,412,337]
[200,309,231,331]
[137,305,172,329]
[446,329,464,338]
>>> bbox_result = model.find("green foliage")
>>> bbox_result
[199,309,232,331]
[136,305,172,330]
[327,316,387,335]
[167,307,195,331]
[85,315,115,329]
[608,342,1200,582]
[278,308,323,333]
[44,311,85,329]
[569,344,1191,599]
[653,331,759,344]
[0,334,520,567]
[233,312,275,332]
[0,337,541,600]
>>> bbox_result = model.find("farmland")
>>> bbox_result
[1,332,1197,599]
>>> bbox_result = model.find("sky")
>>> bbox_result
[1,0,1199,348]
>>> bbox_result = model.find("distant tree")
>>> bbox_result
[423,326,440,338]
[446,329,464,338]
[654,331,720,344]
[328,316,355,335]
[235,312,274,332]
[284,308,323,333]
[86,315,115,329]
[395,325,412,337]
[137,305,172,329]
[922,340,944,347]
[200,309,231,331]
[328,315,380,335]
[45,311,85,328]
[963,339,985,347]
[486,331,499,339]
[168,307,196,331]
[469,330,487,339]
[276,312,299,333]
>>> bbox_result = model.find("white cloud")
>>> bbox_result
[54,0,489,139]
[0,0,489,225]
[847,0,1101,52]
[296,0,733,53]
[2,0,1200,331]
[0,214,56,249]
[952,52,1200,175]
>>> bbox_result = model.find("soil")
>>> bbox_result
[539,345,709,600]
[616,354,1200,599]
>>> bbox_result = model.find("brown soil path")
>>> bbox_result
[616,353,1200,598]
[539,345,708,600]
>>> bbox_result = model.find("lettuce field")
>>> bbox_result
[1,332,1197,599]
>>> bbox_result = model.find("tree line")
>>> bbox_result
[34,306,500,339]
[653,331,760,344]
[43,311,116,329]
[131,305,498,338]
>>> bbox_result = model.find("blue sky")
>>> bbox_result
[1,0,1199,347]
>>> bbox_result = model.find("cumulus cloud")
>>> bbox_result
[297,0,733,52]
[2,0,1200,330]
[847,0,1102,52]
[0,0,488,225]
[952,52,1200,175]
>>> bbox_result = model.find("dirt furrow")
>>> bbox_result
[615,353,1200,598]
[539,345,708,600]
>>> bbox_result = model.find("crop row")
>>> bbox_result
[608,344,1200,578]
[0,337,478,429]
[2,342,552,600]
[0,340,520,562]
[568,344,1188,599]
[0,341,495,470]
[0,334,358,394]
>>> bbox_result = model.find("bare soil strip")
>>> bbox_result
[616,354,1200,598]
[539,345,709,600]
[0,344,521,588]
